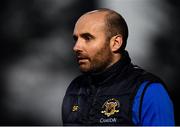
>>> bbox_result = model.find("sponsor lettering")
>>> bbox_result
[99,118,117,123]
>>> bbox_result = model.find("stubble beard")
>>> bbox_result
[79,44,113,73]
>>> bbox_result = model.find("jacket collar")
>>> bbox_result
[87,50,131,86]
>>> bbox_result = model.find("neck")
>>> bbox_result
[105,53,122,70]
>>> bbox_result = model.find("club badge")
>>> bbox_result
[101,98,120,117]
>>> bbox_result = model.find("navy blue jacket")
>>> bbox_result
[62,51,174,126]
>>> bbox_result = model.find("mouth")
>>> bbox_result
[77,58,88,63]
[77,56,89,64]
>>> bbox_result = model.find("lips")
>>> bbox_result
[78,59,88,64]
[76,55,89,63]
[77,57,88,63]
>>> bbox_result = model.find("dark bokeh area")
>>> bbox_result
[0,0,180,125]
[0,0,96,125]
[150,0,180,125]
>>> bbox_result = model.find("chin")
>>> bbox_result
[79,63,90,72]
[80,68,90,73]
[79,66,91,73]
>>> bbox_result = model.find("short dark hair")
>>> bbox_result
[97,8,129,52]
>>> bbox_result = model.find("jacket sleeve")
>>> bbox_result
[132,82,175,126]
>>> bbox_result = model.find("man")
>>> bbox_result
[62,8,174,126]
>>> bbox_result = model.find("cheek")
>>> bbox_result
[88,46,103,60]
[93,44,111,61]
[87,40,109,57]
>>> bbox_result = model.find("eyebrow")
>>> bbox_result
[80,33,95,39]
[73,32,95,40]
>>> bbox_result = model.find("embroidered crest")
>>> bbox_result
[72,105,79,112]
[101,98,120,117]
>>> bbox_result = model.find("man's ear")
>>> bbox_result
[110,34,123,52]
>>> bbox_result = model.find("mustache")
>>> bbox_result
[75,52,89,59]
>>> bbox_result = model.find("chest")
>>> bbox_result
[63,83,135,125]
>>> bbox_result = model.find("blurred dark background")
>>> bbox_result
[0,0,179,125]
[151,0,180,125]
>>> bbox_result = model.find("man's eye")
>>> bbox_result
[81,33,95,42]
[84,35,94,42]
[84,36,91,41]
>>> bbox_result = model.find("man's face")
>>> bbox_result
[73,12,114,73]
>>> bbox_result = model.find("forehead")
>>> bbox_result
[73,12,107,34]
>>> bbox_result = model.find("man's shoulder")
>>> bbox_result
[140,72,163,83]
[131,66,170,97]
[132,66,165,84]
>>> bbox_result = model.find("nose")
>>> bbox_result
[73,39,83,52]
